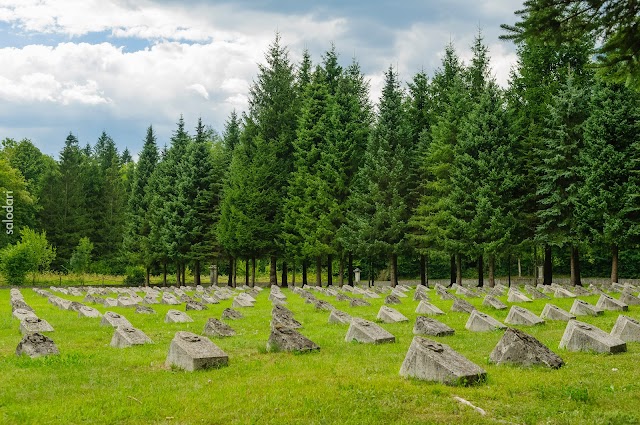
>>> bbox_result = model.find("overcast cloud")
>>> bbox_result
[0,0,523,158]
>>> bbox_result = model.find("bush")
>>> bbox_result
[123,266,145,286]
[0,243,32,285]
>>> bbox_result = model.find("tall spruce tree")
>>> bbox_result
[124,125,158,284]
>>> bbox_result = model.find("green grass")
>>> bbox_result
[1,285,640,424]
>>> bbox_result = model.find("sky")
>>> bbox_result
[0,0,523,159]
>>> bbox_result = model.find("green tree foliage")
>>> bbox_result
[344,66,412,286]
[581,79,640,281]
[40,133,89,268]
[536,74,591,285]
[0,227,55,285]
[124,125,158,282]
[0,158,36,247]
[502,0,640,87]
[70,237,94,274]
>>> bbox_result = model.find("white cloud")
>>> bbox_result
[187,83,209,100]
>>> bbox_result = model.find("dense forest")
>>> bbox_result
[1,4,639,287]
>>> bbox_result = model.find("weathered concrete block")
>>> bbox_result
[236,293,256,303]
[214,290,232,300]
[490,328,564,368]
[559,320,626,353]
[385,294,402,305]
[540,304,575,321]
[435,284,456,300]
[505,306,545,326]
[135,305,156,314]
[16,333,59,358]
[161,293,181,305]
[203,318,236,337]
[186,301,208,311]
[100,311,133,328]
[596,294,629,312]
[415,301,444,315]
[165,309,194,323]
[20,317,54,335]
[269,292,287,303]
[363,290,381,299]
[271,305,302,329]
[200,294,220,305]
[335,293,352,302]
[620,292,640,306]
[103,297,118,307]
[554,287,577,298]
[570,299,604,317]
[414,316,454,337]
[345,318,395,344]
[143,295,159,305]
[166,331,228,371]
[13,308,38,321]
[399,337,486,386]
[313,299,335,311]
[328,309,352,324]
[451,297,476,314]
[466,310,507,332]
[11,299,33,312]
[117,297,138,308]
[221,308,243,320]
[610,315,640,343]
[232,297,254,308]
[524,285,551,300]
[377,306,409,323]
[77,306,102,318]
[413,290,429,301]
[110,326,152,348]
[456,286,479,298]
[482,295,507,310]
[267,325,320,353]
[350,299,371,307]
[507,288,532,303]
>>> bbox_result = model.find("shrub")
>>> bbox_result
[124,266,145,286]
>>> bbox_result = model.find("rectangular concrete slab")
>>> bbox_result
[166,331,228,371]
[345,318,395,344]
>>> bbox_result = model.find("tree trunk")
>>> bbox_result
[450,254,456,287]
[292,260,296,287]
[316,256,322,287]
[269,255,277,287]
[145,266,150,287]
[162,262,167,285]
[327,254,333,286]
[508,254,512,287]
[419,254,426,287]
[543,245,553,285]
[390,253,398,287]
[570,246,582,286]
[517,257,522,277]
[456,253,462,286]
[227,257,233,287]
[251,257,256,287]
[176,262,181,286]
[339,257,344,286]
[477,255,484,287]
[232,259,237,287]
[181,263,186,287]
[488,255,495,287]
[194,260,200,286]
[426,252,430,287]
[611,244,619,283]
[281,261,288,287]
[302,260,308,286]
[245,259,250,286]
[348,253,353,286]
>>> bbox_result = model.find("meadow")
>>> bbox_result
[1,283,639,425]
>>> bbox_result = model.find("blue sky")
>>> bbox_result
[0,0,523,159]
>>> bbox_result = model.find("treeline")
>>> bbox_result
[1,30,639,286]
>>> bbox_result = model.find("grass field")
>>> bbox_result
[1,284,639,425]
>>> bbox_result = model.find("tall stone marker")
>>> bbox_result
[166,331,228,371]
[559,320,626,353]
[490,328,564,368]
[399,337,486,386]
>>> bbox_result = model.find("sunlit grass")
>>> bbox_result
[1,285,639,424]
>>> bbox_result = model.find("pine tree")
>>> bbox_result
[124,125,158,284]
[344,66,411,287]
[581,79,640,282]
[536,73,591,286]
